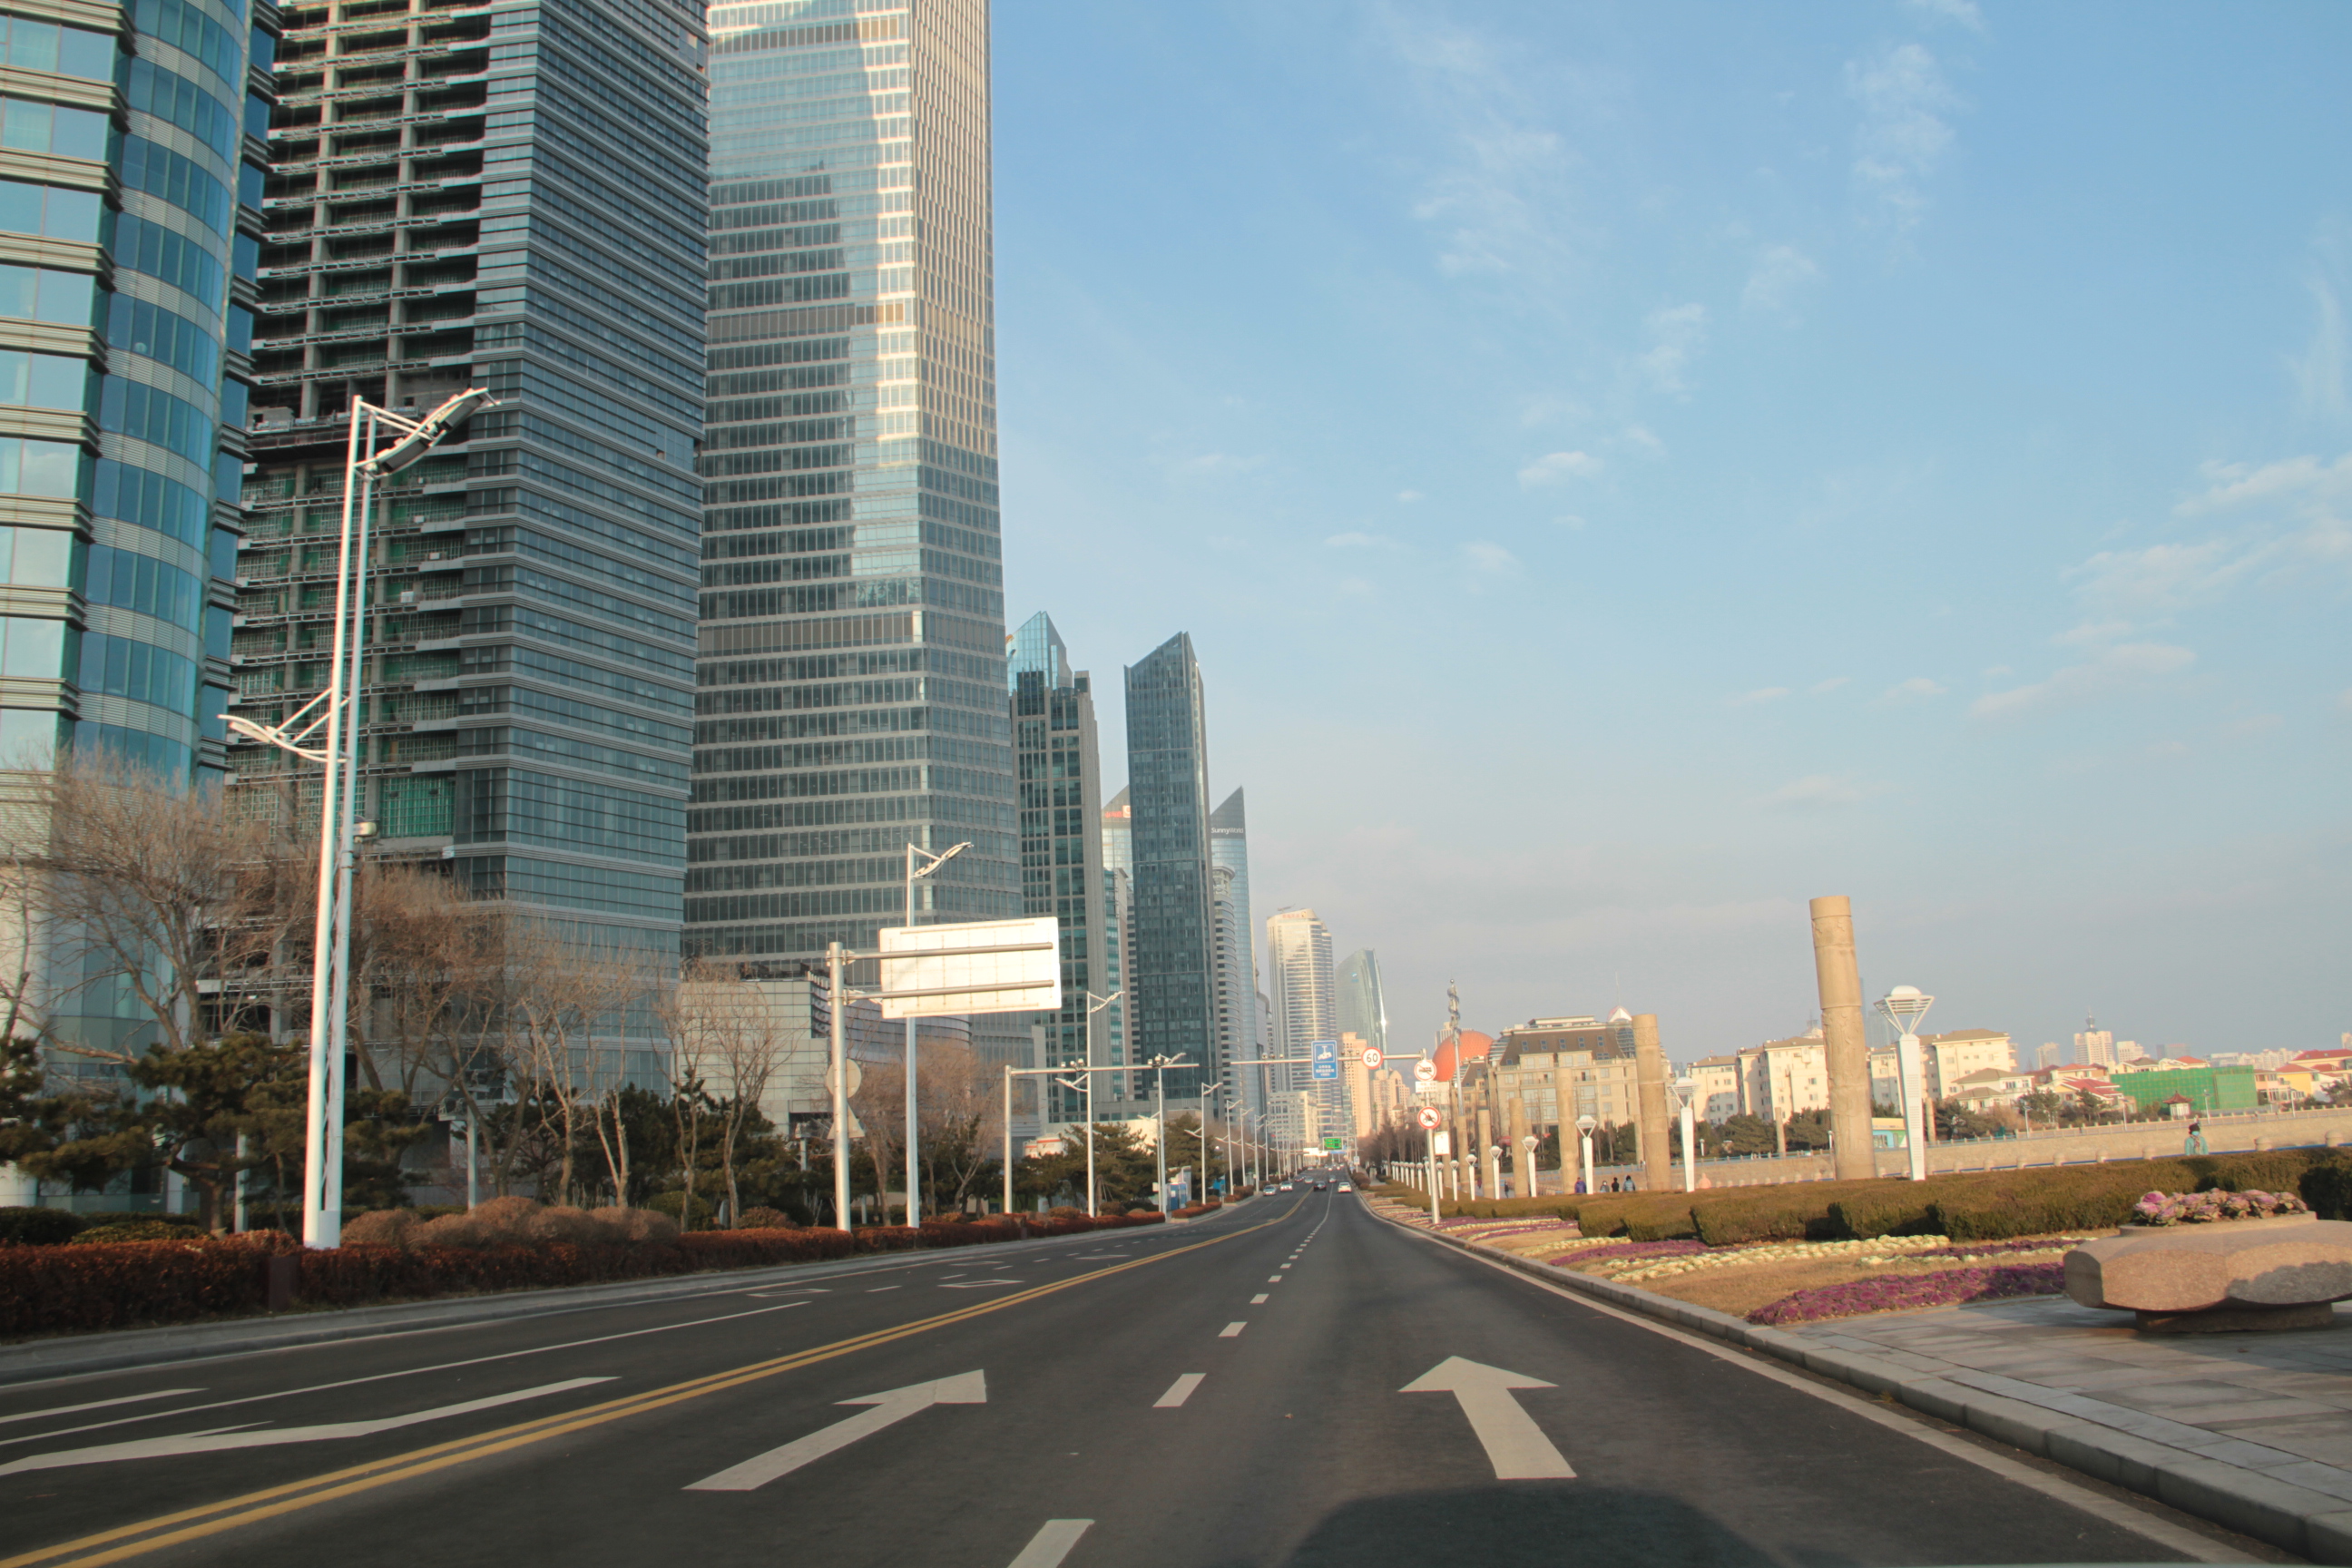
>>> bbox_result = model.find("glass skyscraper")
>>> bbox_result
[688,0,1016,970]
[1208,787,1259,1115]
[236,0,708,995]
[1124,631,1214,1101]
[0,0,273,1063]
[1006,611,1112,1123]
[1335,948,1386,1060]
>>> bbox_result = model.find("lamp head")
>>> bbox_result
[1875,985,1936,1031]
[1575,1114,1597,1134]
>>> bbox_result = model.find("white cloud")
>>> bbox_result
[2289,224,2349,426]
[1396,489,1425,504]
[1637,303,1709,395]
[1518,450,1602,487]
[1325,531,1402,550]
[1741,244,1821,312]
[1846,44,1958,234]
[1730,686,1790,706]
[1517,396,1585,428]
[1766,774,1880,809]
[1808,676,1851,694]
[1551,514,1587,530]
[1463,541,1520,573]
[1905,0,1984,29]
[1874,676,1948,705]
[1618,425,1667,459]
[1972,643,2196,720]
[2066,453,2352,622]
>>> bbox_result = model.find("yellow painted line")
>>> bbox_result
[6,1201,1302,1568]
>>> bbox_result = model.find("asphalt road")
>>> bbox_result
[0,1190,2274,1568]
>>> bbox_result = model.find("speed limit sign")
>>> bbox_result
[1361,1046,1383,1071]
[1416,1105,1442,1130]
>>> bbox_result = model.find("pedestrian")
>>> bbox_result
[1573,1176,1585,1194]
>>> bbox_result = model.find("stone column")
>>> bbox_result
[1507,1095,1531,1200]
[1634,1013,1672,1192]
[1810,894,1876,1181]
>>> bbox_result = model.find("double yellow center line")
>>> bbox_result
[6,1203,1298,1568]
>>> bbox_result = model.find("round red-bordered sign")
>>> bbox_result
[1416,1106,1442,1130]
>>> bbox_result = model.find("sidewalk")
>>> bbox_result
[1372,1197,2352,1562]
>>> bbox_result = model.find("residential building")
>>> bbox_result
[241,0,708,1036]
[1006,612,1109,1124]
[1688,1055,1740,1122]
[0,0,276,1087]
[1339,1029,1375,1137]
[1264,906,1338,1129]
[2036,1042,2063,1070]
[1918,1029,2016,1099]
[2074,1016,2115,1068]
[1210,862,1247,1118]
[1125,632,1217,1101]
[1740,1029,1828,1122]
[1208,787,1259,1112]
[688,0,1020,971]
[1945,1066,2034,1114]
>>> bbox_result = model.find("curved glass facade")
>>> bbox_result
[0,0,270,1063]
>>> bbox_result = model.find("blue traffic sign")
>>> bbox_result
[1310,1039,1340,1082]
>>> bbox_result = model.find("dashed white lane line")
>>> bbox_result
[1007,1519,1093,1568]
[1250,1294,1269,1304]
[1153,1374,1206,1408]
[1267,1276,1283,1284]
[1219,1322,1246,1338]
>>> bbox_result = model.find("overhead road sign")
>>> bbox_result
[1310,1040,1339,1082]
[877,916,1062,1018]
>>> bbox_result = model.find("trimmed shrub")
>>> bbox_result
[73,1219,200,1244]
[593,1208,680,1244]
[1928,1160,2201,1240]
[523,1206,606,1247]
[0,1207,85,1246]
[341,1209,419,1248]
[1825,1184,1941,1241]
[644,1190,719,1228]
[735,1207,794,1230]
[79,1211,202,1231]
[2305,1159,2352,1221]
[0,1231,296,1335]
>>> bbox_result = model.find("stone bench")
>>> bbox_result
[2065,1213,2352,1331]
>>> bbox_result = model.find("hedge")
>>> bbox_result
[0,1211,1168,1338]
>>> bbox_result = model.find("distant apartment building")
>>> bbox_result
[1688,1055,1740,1122]
[1740,1030,1828,1122]
[1493,1014,1636,1133]
[2074,1017,2115,1068]
[1918,1029,2016,1099]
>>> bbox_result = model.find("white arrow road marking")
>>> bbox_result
[1007,1519,1092,1568]
[1153,1375,1204,1408]
[1401,1357,1573,1480]
[0,1378,614,1475]
[685,1371,986,1492]
[0,1389,201,1427]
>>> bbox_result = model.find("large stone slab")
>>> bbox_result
[2066,1214,2352,1318]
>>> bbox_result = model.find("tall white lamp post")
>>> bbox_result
[1078,988,1119,1213]
[228,388,490,1250]
[1876,985,1936,1181]
[1575,1112,1597,1198]
[899,840,969,1223]
[1672,1076,1699,1193]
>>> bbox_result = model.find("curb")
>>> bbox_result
[0,1218,1191,1387]
[1372,1202,2352,1563]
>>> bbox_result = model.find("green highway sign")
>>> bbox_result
[1322,1136,1343,1150]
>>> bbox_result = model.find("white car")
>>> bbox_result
[1338,1183,1353,1192]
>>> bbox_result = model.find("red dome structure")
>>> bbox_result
[1432,1028,1494,1084]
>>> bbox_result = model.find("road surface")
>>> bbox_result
[0,1191,2272,1566]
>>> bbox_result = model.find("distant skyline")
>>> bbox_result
[993,2,2351,1064]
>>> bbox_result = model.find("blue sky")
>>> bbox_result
[988,0,2351,1064]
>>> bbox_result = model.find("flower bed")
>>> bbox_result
[1859,1237,2089,1265]
[1748,1261,2067,1325]
[1548,1240,1710,1266]
[2131,1189,2308,1225]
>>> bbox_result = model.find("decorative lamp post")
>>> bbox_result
[1875,985,1936,1182]
[1575,1113,1597,1196]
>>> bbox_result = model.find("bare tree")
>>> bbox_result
[507,919,642,1207]
[663,959,786,1227]
[917,1039,1002,1214]
[849,1057,904,1223]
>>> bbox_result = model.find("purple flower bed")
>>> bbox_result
[2132,1189,2308,1226]
[1551,1240,1710,1266]
[1748,1261,2065,1326]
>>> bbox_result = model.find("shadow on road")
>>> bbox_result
[1274,1484,1781,1568]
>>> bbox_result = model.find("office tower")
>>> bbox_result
[1210,861,1247,1116]
[0,0,274,1066]
[1007,612,1111,1123]
[240,0,708,1014]
[690,0,1017,968]
[1335,948,1387,1061]
[1125,632,1213,1100]
[1266,906,1342,1132]
[1208,788,1260,1112]
[2075,1015,2115,1068]
[1097,786,1132,1099]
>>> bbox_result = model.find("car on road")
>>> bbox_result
[1338,1183,1353,1192]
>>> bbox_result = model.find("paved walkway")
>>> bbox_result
[1788,1296,2352,1505]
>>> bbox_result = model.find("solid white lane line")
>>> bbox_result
[1153,1374,1205,1408]
[0,1378,616,1474]
[940,1280,1024,1289]
[1415,1230,2259,1563]
[0,1304,808,1449]
[1219,1322,1246,1338]
[1250,1294,1269,1304]
[1007,1519,1093,1568]
[0,1390,201,1427]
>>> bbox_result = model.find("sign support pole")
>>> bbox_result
[829,940,850,1233]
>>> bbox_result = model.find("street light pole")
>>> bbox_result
[227,388,490,1250]
[1576,1113,1597,1198]
[900,840,969,1226]
[1080,989,1119,1215]
[1673,1076,1698,1193]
